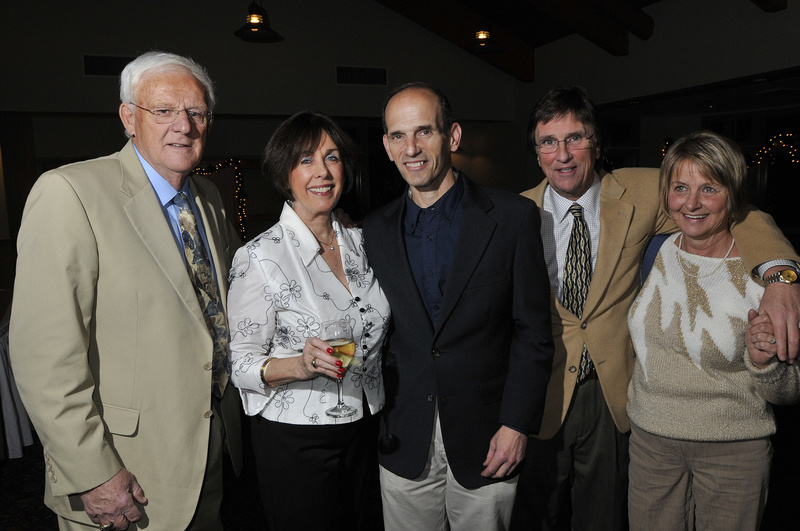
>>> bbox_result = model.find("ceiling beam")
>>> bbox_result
[596,0,654,40]
[526,0,632,56]
[525,0,654,54]
[374,0,537,81]
[748,0,788,12]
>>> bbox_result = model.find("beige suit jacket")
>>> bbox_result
[10,141,242,528]
[523,168,800,439]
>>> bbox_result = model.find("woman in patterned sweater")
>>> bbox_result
[227,111,390,530]
[626,131,800,530]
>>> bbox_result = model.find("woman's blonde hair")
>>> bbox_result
[660,130,747,219]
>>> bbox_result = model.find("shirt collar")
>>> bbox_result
[546,171,602,223]
[404,169,464,233]
[133,144,191,205]
[279,201,352,267]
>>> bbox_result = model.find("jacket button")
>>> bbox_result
[203,362,212,370]
[581,322,587,329]
[359,308,366,313]
[354,296,361,302]
[569,366,577,373]
[204,410,213,419]
[427,394,434,401]
[432,349,440,357]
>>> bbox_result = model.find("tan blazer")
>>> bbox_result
[10,141,242,529]
[523,168,800,439]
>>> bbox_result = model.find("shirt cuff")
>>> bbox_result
[755,260,800,280]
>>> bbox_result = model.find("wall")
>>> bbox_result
[2,0,800,202]
[0,0,520,120]
[532,0,800,106]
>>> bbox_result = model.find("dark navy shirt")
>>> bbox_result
[403,171,465,328]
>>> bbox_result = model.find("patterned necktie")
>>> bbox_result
[562,203,594,383]
[174,192,229,396]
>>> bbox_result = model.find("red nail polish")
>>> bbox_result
[338,367,345,374]
[337,373,343,378]
[327,348,333,354]
[335,360,343,367]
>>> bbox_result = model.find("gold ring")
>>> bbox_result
[770,336,777,345]
[100,525,116,531]
[311,358,318,368]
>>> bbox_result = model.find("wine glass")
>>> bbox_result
[323,319,358,418]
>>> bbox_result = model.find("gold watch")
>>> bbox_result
[764,269,799,286]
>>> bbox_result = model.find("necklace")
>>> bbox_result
[676,233,735,279]
[316,230,335,251]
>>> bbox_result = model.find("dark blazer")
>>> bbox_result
[363,174,554,488]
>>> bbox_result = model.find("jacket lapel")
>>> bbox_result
[379,195,435,336]
[582,173,634,316]
[436,177,495,336]
[191,179,230,311]
[119,142,208,329]
[526,174,634,322]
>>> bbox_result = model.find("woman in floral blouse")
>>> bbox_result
[227,111,390,530]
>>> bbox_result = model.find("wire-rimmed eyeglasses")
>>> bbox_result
[129,103,213,126]
[535,133,595,154]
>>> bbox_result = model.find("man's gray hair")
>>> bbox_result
[119,51,216,111]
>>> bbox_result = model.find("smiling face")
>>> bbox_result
[534,112,600,201]
[119,69,209,189]
[668,160,731,246]
[382,88,461,199]
[288,131,344,223]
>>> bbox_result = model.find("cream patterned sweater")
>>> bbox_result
[627,233,800,441]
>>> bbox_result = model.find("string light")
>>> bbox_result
[191,159,247,239]
[750,133,799,168]
[661,139,671,158]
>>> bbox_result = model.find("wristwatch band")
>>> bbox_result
[764,269,799,286]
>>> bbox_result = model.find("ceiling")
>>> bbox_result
[598,65,800,119]
[373,0,788,82]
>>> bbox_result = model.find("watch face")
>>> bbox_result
[781,270,798,282]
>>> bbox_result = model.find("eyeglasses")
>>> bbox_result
[535,133,595,154]
[129,103,213,126]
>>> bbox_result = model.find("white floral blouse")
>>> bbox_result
[227,202,390,425]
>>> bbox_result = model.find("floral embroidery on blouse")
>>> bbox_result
[227,202,390,425]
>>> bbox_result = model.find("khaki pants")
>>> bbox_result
[380,406,517,531]
[628,423,772,531]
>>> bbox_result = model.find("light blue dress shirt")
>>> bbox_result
[133,145,217,277]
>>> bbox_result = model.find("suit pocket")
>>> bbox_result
[479,374,506,405]
[467,270,510,290]
[101,403,140,436]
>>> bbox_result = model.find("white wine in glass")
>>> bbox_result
[323,319,357,418]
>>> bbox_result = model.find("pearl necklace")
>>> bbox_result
[676,232,735,279]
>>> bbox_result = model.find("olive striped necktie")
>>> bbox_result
[563,203,594,383]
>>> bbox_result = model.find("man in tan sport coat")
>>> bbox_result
[511,87,800,530]
[10,52,242,530]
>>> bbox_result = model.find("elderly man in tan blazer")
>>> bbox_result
[511,87,800,530]
[10,51,242,530]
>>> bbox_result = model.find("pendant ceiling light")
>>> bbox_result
[235,1,283,43]
[468,22,503,54]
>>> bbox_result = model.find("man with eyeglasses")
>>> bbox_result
[510,86,800,530]
[10,51,242,531]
